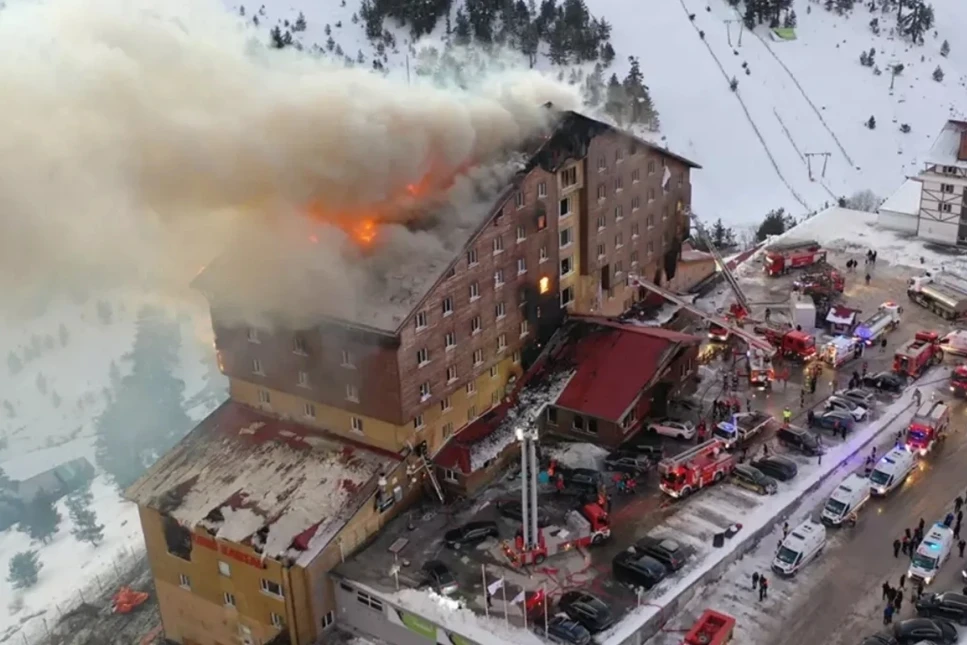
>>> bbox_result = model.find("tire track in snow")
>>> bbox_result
[676,0,810,211]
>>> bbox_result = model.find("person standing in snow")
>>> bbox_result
[893,538,902,558]
[914,389,922,406]
[901,534,911,556]
[882,581,891,600]
[881,337,888,353]
[958,539,965,558]
[956,496,964,513]
[758,576,769,601]
[752,571,759,590]
[865,273,871,285]
[782,522,790,540]
[894,591,903,613]
[899,573,906,590]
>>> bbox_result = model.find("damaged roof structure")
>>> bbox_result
[126,401,398,566]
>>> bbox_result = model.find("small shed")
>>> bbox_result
[876,178,921,234]
[825,305,859,335]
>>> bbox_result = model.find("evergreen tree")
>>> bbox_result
[269,25,285,48]
[756,208,790,242]
[7,551,41,589]
[866,115,877,129]
[711,218,736,248]
[932,65,944,81]
[20,493,61,544]
[900,0,933,43]
[600,42,615,66]
[465,0,498,43]
[359,0,384,40]
[584,63,605,105]
[68,488,105,547]
[784,10,797,27]
[869,16,880,34]
[940,39,950,57]
[454,8,472,45]
[743,3,756,29]
[604,73,626,124]
[294,12,307,31]
[622,57,658,129]
[547,17,570,64]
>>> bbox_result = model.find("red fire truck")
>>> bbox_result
[951,365,967,397]
[752,325,817,361]
[748,348,776,388]
[794,264,845,294]
[893,331,943,378]
[684,610,736,645]
[658,439,736,498]
[906,400,950,456]
[763,239,826,277]
[505,503,611,566]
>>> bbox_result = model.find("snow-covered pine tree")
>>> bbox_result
[866,115,877,129]
[68,489,104,547]
[7,551,41,589]
[932,65,944,81]
[20,493,61,544]
[940,39,949,57]
[604,74,626,124]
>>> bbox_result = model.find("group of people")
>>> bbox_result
[881,574,920,625]
[750,571,770,602]
[711,398,741,421]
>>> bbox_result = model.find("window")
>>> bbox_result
[413,415,425,429]
[539,245,548,262]
[597,243,606,258]
[247,327,260,343]
[416,347,429,366]
[519,286,529,305]
[648,240,655,254]
[537,213,547,231]
[615,205,624,220]
[442,421,454,438]
[271,613,285,629]
[419,382,431,401]
[497,334,507,351]
[446,266,456,280]
[473,349,484,365]
[559,197,571,218]
[560,227,573,248]
[467,406,477,421]
[293,335,307,354]
[597,155,606,171]
[179,574,191,590]
[615,148,624,163]
[942,165,958,175]
[415,311,427,330]
[252,358,264,375]
[516,225,526,242]
[677,174,684,187]
[561,166,577,187]
[539,276,550,294]
[345,384,359,402]
[597,215,606,231]
[515,191,525,208]
[321,611,335,630]
[445,331,456,349]
[647,213,655,228]
[561,286,574,306]
[588,419,599,434]
[441,396,452,411]
[304,402,316,418]
[494,269,505,287]
[351,416,364,433]
[467,248,478,266]
[561,256,573,276]
[517,257,527,275]
[546,407,558,425]
[538,181,547,197]
[471,315,482,334]
[258,389,271,405]
[469,282,480,301]
[297,371,309,387]
[493,236,504,254]
[631,250,639,265]
[491,390,500,406]
[614,177,624,192]
[495,301,506,319]
[519,320,529,337]
[614,261,624,276]
[597,184,606,200]
[443,468,459,483]
[490,365,499,378]
[341,350,355,368]
[615,233,624,248]
[632,196,641,211]
[466,380,476,394]
[662,231,668,245]
[632,223,640,238]
[218,561,231,577]
[941,203,953,213]
[648,187,655,202]
[648,160,656,175]
[632,168,640,183]
[357,591,384,611]
[512,350,521,364]
[260,578,284,598]
[442,296,453,316]
[494,208,504,225]
[942,183,956,193]
[223,592,236,608]
[573,416,584,431]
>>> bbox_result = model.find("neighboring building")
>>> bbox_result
[540,317,701,447]
[15,457,95,504]
[876,178,921,234]
[0,454,95,531]
[914,120,967,246]
[665,242,716,293]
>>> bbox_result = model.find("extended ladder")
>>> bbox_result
[407,441,445,503]
[694,220,752,315]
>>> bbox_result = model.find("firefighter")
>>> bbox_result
[914,389,922,406]
[696,419,707,442]
[782,407,792,425]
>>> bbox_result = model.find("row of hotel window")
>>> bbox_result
[175,572,290,628]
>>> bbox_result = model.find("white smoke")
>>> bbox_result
[0,0,580,324]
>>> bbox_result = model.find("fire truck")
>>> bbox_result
[854,302,902,346]
[763,239,826,277]
[505,503,611,566]
[752,324,817,361]
[712,410,772,449]
[951,365,967,397]
[908,271,967,321]
[793,263,845,295]
[893,330,943,379]
[905,400,950,456]
[658,439,736,498]
[747,348,776,388]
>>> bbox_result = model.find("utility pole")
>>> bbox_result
[405,54,411,85]
[804,152,832,181]
[724,20,743,47]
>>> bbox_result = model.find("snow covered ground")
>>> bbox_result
[0,294,225,643]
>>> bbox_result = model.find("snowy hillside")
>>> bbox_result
[243,0,966,228]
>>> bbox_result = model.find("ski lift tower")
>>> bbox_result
[516,426,541,552]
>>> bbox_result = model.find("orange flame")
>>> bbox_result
[353,220,377,245]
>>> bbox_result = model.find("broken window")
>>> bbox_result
[163,515,192,561]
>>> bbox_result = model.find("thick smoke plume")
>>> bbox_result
[0,0,580,325]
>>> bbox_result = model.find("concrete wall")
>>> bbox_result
[876,209,917,234]
[916,217,959,246]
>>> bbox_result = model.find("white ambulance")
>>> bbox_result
[909,522,954,585]
[772,520,827,577]
[821,474,871,526]
[869,448,917,496]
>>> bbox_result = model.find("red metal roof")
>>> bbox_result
[555,320,700,422]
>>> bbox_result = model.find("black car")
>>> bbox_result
[916,592,967,626]
[859,635,898,645]
[751,456,798,482]
[633,536,689,571]
[613,549,668,589]
[494,499,551,527]
[560,467,603,492]
[776,425,826,456]
[603,450,653,475]
[893,617,958,644]
[863,371,905,393]
[418,560,458,595]
[731,464,778,495]
[558,591,614,633]
[808,410,856,434]
[543,614,591,645]
[443,521,499,549]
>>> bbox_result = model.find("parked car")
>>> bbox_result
[893,617,958,644]
[916,592,967,625]
[776,425,826,456]
[633,536,689,571]
[494,499,551,527]
[863,371,906,393]
[808,409,856,434]
[835,388,877,409]
[559,467,603,493]
[859,635,898,645]
[646,419,696,440]
[443,521,499,549]
[419,560,458,595]
[666,398,702,419]
[558,591,614,633]
[603,450,653,475]
[542,614,592,645]
[731,464,778,495]
[826,395,868,421]
[751,455,798,481]
[612,550,668,590]
[619,434,665,461]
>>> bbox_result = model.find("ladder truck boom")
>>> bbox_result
[694,220,752,316]
[628,274,775,355]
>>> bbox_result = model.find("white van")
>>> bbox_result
[821,474,871,526]
[869,448,917,496]
[909,522,955,585]
[772,520,827,577]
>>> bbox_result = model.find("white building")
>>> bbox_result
[876,178,920,234]
[914,120,967,246]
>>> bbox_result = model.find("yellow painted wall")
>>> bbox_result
[559,161,584,313]
[139,506,288,645]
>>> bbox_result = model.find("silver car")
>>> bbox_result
[834,388,876,409]
[826,396,868,421]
